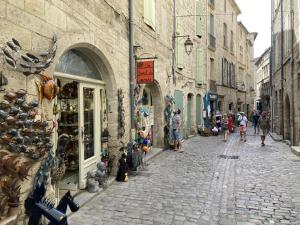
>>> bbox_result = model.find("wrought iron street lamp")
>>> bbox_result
[184,36,193,55]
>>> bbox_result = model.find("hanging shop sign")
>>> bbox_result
[136,60,154,84]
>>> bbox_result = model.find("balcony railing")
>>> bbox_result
[209,34,216,49]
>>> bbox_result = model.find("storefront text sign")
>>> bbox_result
[136,60,154,84]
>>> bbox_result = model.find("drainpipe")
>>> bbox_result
[280,0,284,137]
[270,0,274,132]
[129,0,135,140]
[290,0,295,144]
[172,0,176,84]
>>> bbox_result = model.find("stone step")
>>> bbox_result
[291,146,300,157]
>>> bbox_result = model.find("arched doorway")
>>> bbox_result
[54,47,113,190]
[284,94,291,140]
[139,82,163,148]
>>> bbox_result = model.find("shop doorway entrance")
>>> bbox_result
[54,48,107,191]
[140,83,163,148]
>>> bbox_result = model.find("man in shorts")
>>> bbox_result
[238,112,248,142]
[172,109,182,151]
[258,111,270,146]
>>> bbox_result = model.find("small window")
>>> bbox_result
[224,0,226,12]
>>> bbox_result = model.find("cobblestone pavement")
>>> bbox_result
[69,128,300,225]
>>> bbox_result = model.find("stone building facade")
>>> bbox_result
[204,0,256,119]
[255,47,271,113]
[0,0,206,223]
[271,0,300,146]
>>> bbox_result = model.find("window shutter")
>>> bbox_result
[176,24,184,69]
[196,1,203,38]
[144,0,155,30]
[196,48,203,84]
[150,0,156,29]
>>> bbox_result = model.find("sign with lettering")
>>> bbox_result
[136,60,154,84]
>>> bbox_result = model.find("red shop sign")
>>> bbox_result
[136,60,154,84]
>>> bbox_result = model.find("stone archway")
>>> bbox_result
[144,81,163,148]
[55,43,118,140]
[284,94,291,140]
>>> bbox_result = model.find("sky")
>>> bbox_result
[235,0,271,58]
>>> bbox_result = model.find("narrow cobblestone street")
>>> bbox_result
[69,129,300,225]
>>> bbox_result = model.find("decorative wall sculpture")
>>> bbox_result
[2,35,57,76]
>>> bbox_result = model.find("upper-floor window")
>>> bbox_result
[224,0,226,12]
[144,0,156,30]
[209,0,215,7]
[223,23,228,49]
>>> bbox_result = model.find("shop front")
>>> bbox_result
[203,92,218,128]
[54,49,107,190]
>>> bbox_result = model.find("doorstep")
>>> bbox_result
[291,146,300,157]
[68,148,163,216]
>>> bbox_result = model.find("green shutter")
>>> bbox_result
[196,48,204,84]
[144,0,155,30]
[150,0,155,29]
[176,24,184,69]
[196,0,204,37]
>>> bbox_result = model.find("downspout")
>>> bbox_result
[172,0,176,84]
[270,0,274,132]
[129,0,135,140]
[290,0,295,144]
[280,0,284,136]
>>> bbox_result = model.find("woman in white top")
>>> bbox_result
[238,112,248,142]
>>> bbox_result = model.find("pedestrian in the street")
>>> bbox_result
[238,112,248,142]
[222,113,231,142]
[258,111,271,147]
[172,109,182,152]
[252,110,260,134]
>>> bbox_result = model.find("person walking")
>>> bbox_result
[238,112,248,142]
[258,111,270,147]
[222,114,232,142]
[252,110,260,134]
[172,109,182,152]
